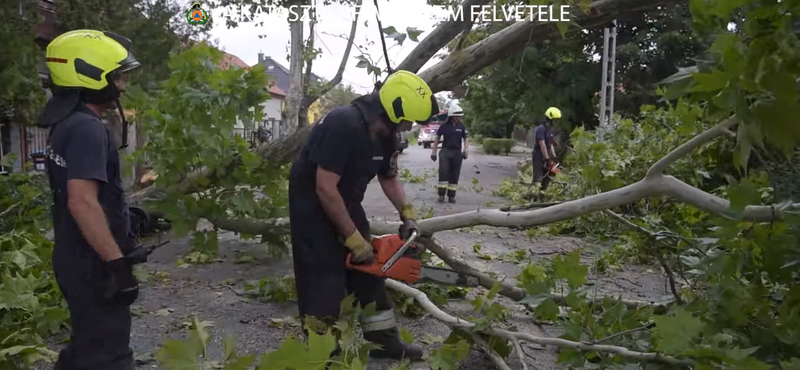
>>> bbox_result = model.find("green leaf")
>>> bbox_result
[690,68,729,92]
[399,327,414,344]
[652,307,704,355]
[723,178,760,220]
[551,251,588,289]
[426,340,471,370]
[406,27,423,42]
[533,297,559,321]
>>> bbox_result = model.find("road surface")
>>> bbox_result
[40,144,669,370]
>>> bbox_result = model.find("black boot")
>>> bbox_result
[448,197,456,203]
[437,195,445,203]
[363,327,424,361]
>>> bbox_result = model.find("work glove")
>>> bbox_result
[102,257,140,306]
[399,204,419,240]
[430,152,437,162]
[462,151,468,160]
[344,230,375,265]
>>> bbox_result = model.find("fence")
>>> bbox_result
[231,118,285,148]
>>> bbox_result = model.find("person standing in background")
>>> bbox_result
[431,103,469,203]
[531,107,560,196]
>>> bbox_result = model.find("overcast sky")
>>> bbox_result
[196,0,455,99]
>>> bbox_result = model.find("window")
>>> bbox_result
[268,65,274,70]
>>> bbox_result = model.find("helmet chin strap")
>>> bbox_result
[115,98,129,150]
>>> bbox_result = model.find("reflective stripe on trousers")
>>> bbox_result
[359,309,397,332]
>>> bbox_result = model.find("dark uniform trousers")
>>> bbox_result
[52,245,133,370]
[532,150,551,191]
[289,197,395,333]
[437,148,463,199]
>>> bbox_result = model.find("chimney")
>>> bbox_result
[258,53,264,63]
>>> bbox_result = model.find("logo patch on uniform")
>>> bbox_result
[372,156,384,161]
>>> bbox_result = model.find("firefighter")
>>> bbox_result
[288,70,438,361]
[38,30,142,370]
[430,103,469,203]
[532,107,560,196]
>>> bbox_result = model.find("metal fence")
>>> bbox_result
[232,118,285,148]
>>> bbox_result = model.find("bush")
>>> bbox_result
[482,138,515,155]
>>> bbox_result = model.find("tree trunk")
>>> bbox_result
[126,0,681,206]
[395,0,492,73]
[419,0,681,93]
[282,0,307,132]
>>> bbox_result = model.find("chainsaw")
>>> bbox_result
[346,231,481,287]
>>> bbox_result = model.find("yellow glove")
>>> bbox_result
[344,230,374,264]
[400,204,417,221]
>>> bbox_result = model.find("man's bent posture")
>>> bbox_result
[288,70,438,361]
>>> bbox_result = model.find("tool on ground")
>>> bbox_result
[346,231,481,287]
[125,240,170,265]
[474,165,480,174]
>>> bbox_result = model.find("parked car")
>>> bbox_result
[397,130,409,153]
[418,111,447,149]
[418,123,440,149]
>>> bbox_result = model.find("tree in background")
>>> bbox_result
[54,0,212,91]
[0,0,48,127]
[316,83,360,116]
[460,2,708,139]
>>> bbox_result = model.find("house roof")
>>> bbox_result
[219,52,250,69]
[269,85,286,97]
[254,55,321,93]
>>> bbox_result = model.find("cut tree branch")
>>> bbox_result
[385,279,694,367]
[418,0,681,93]
[647,115,738,177]
[394,0,492,73]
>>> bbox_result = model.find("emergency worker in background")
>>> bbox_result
[430,103,469,203]
[288,70,439,361]
[39,30,142,370]
[532,107,560,194]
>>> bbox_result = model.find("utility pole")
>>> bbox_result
[599,20,617,127]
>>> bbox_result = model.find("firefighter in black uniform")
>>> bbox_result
[430,103,469,203]
[288,70,439,361]
[39,30,142,370]
[532,107,560,199]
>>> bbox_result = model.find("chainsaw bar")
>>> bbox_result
[418,266,481,287]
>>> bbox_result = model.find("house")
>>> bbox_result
[255,53,321,93]
[255,53,327,125]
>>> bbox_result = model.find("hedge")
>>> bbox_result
[482,138,516,155]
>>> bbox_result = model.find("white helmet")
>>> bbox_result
[448,103,464,117]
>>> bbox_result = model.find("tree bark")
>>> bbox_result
[282,0,307,131]
[394,0,493,73]
[418,0,681,93]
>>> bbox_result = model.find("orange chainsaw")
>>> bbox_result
[346,231,480,287]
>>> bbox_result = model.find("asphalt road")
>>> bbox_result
[38,143,670,370]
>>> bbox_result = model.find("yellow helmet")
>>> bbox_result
[379,70,438,124]
[545,107,562,119]
[45,29,140,90]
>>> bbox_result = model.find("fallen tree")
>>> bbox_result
[125,0,800,367]
[127,0,679,207]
